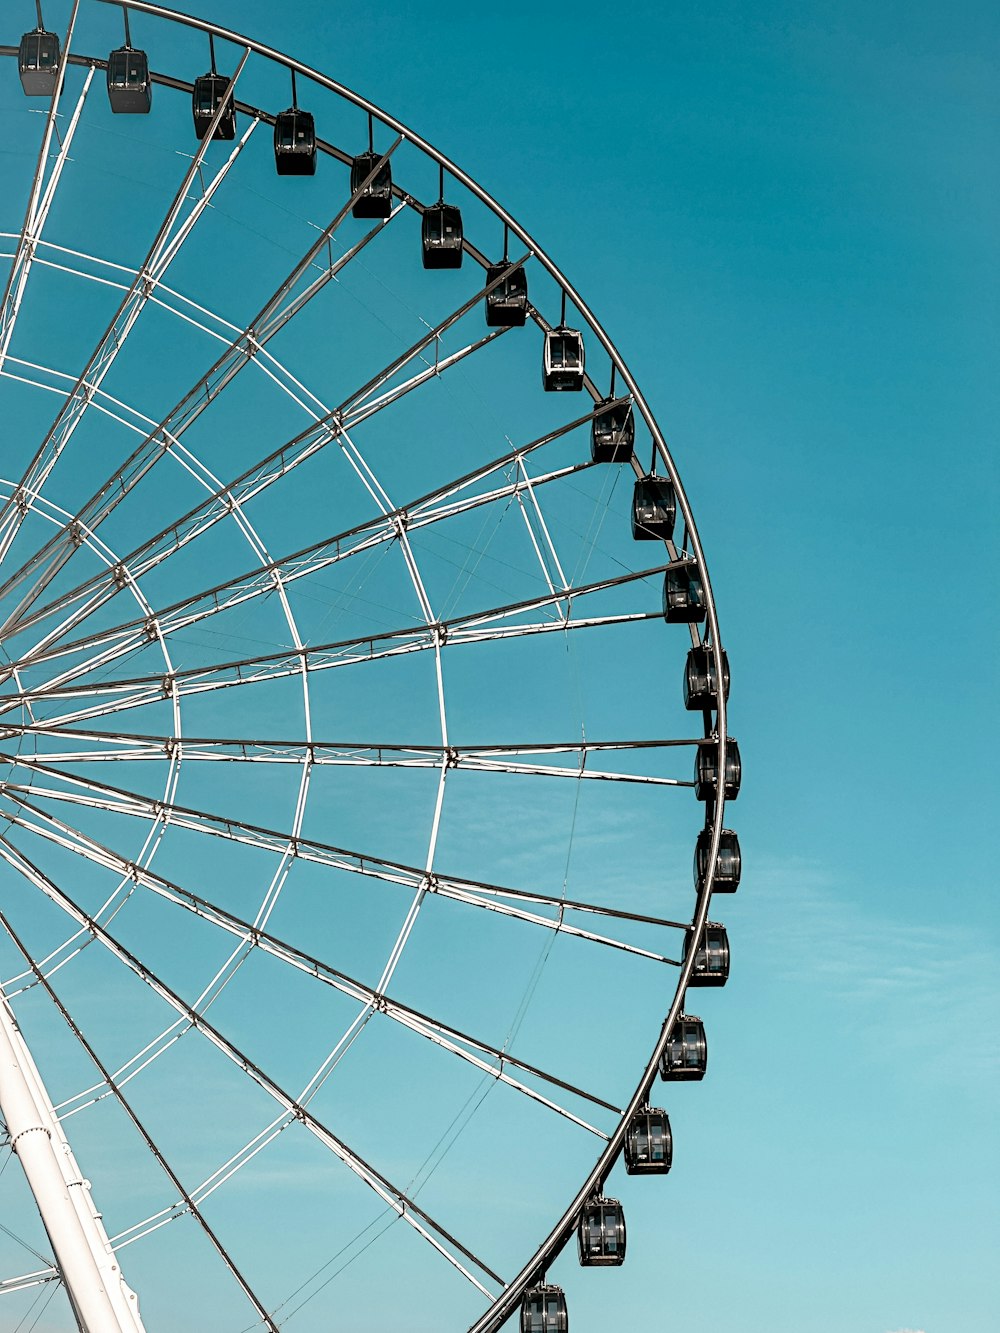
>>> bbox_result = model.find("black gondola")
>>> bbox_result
[694,826,742,893]
[543,327,585,391]
[577,1196,626,1267]
[192,72,235,140]
[694,738,742,802]
[591,398,634,462]
[520,1283,568,1333]
[684,922,730,987]
[19,27,60,97]
[485,263,528,327]
[422,202,464,268]
[624,1105,673,1174]
[659,1014,707,1081]
[274,108,316,175]
[632,475,676,541]
[663,563,706,623]
[684,643,730,711]
[350,149,393,217]
[106,45,151,113]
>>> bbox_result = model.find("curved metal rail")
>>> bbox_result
[0,4,735,1328]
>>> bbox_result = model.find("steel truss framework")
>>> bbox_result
[0,3,737,1330]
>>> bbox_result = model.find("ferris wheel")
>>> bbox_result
[0,3,743,1329]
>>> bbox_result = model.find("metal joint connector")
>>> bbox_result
[10,1123,52,1153]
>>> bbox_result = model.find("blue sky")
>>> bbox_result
[0,1,997,1330]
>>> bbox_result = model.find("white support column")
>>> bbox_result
[0,992,146,1332]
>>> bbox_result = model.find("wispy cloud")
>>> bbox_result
[743,854,1000,1088]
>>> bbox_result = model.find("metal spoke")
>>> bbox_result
[8,612,660,732]
[0,798,619,1131]
[8,728,699,786]
[0,908,281,1333]
[0,144,405,634]
[6,414,599,676]
[0,833,505,1297]
[0,1268,59,1298]
[10,458,590,684]
[4,227,407,429]
[0,64,94,376]
[0,768,689,947]
[512,451,570,600]
[5,564,670,726]
[0,49,257,573]
[0,223,510,642]
[0,10,737,1330]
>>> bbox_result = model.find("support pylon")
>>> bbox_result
[0,992,146,1331]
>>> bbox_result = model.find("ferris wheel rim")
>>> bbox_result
[0,6,736,1329]
[7,0,720,607]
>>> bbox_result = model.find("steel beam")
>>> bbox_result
[0,992,146,1332]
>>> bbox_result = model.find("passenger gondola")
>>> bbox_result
[683,643,730,711]
[632,475,676,540]
[107,44,151,113]
[624,1105,673,1174]
[19,21,60,98]
[520,1283,568,1333]
[192,72,235,140]
[591,397,635,462]
[485,262,528,327]
[577,1196,626,1266]
[663,563,706,622]
[694,826,742,893]
[350,149,393,216]
[542,327,585,391]
[274,108,316,175]
[684,922,730,987]
[694,738,742,802]
[659,1014,707,1081]
[422,202,464,268]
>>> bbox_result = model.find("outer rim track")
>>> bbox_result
[1,5,733,1329]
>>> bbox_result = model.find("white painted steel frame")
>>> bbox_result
[0,4,736,1330]
[0,70,96,377]
[0,47,258,574]
[0,994,145,1330]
